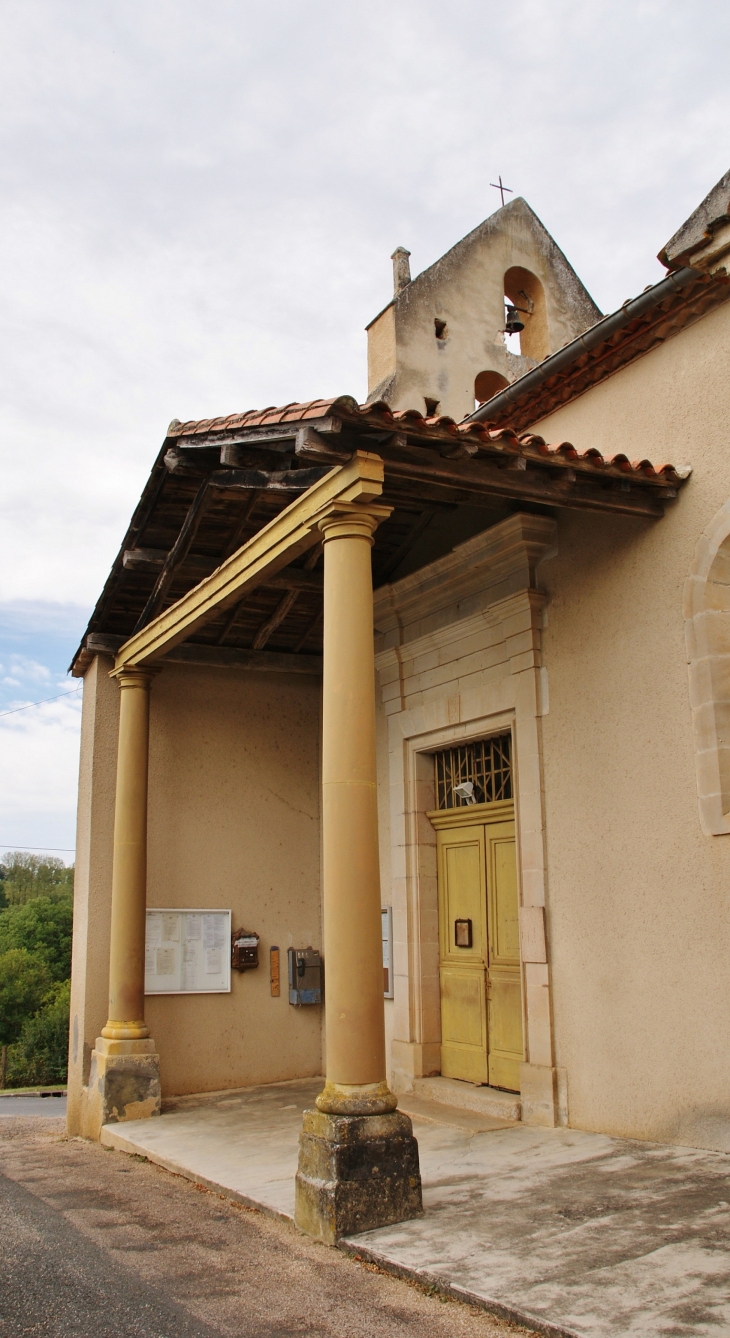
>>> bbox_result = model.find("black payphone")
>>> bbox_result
[287,947,322,1005]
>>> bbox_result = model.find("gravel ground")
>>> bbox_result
[0,1116,537,1338]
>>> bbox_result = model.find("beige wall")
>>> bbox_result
[530,298,730,1149]
[68,659,323,1127]
[368,305,396,403]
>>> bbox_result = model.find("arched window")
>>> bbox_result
[475,370,509,406]
[685,501,730,834]
[504,266,549,361]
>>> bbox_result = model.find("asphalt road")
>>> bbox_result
[0,1115,535,1338]
[0,1096,67,1117]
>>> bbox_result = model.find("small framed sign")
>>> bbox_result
[145,909,231,994]
[454,918,473,949]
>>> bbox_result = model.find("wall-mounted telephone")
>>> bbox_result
[288,947,322,1005]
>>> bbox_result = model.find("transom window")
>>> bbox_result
[434,734,512,810]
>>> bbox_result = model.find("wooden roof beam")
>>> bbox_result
[82,634,321,676]
[122,547,323,591]
[114,451,386,671]
[378,446,668,519]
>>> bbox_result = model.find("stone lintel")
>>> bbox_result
[294,1108,422,1244]
[374,513,555,652]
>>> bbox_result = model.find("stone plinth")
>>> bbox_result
[85,1036,161,1137]
[294,1107,422,1243]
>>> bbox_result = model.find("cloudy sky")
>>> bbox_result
[1,0,728,860]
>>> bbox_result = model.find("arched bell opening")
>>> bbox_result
[475,370,509,409]
[504,266,549,361]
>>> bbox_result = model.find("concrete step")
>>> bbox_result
[397,1093,516,1133]
[411,1075,521,1122]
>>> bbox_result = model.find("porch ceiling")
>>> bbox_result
[71,396,687,677]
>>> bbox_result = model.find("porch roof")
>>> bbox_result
[71,395,687,678]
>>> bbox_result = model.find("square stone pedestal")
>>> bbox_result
[84,1036,161,1139]
[294,1107,422,1244]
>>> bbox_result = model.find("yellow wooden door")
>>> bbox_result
[435,807,523,1092]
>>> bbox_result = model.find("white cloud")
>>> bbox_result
[0,694,82,854]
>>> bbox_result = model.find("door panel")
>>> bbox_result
[440,968,488,1082]
[442,837,485,959]
[437,825,487,1083]
[491,837,520,963]
[485,824,523,1091]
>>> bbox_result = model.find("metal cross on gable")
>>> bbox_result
[490,175,513,207]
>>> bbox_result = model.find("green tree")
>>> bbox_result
[7,980,71,1087]
[0,949,52,1088]
[1,853,74,906]
[0,894,73,982]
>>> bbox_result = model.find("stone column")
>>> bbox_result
[86,668,160,1136]
[295,504,422,1242]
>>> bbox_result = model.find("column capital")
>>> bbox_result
[109,665,160,688]
[316,500,393,545]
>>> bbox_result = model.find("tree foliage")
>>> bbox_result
[0,949,53,1048]
[0,852,74,906]
[0,855,74,1086]
[0,894,73,983]
[6,980,71,1086]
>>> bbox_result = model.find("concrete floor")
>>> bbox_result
[102,1079,730,1338]
[1,1114,524,1338]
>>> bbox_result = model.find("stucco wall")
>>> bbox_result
[531,298,730,1149]
[69,660,323,1122]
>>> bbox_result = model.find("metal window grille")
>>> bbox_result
[434,734,512,809]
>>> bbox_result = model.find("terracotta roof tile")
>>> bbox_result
[166,395,683,487]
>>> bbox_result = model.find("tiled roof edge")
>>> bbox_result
[163,394,685,485]
[468,267,700,427]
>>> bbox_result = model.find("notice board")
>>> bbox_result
[144,909,231,994]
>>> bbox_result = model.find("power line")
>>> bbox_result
[0,844,75,852]
[0,688,82,719]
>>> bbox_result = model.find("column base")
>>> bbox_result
[84,1036,161,1139]
[295,1108,423,1244]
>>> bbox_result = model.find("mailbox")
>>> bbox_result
[454,918,473,948]
[288,947,322,1005]
[231,929,259,972]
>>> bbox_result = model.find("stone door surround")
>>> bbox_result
[374,512,567,1128]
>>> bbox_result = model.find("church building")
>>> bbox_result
[67,169,730,1241]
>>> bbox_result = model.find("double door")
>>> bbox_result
[432,802,523,1091]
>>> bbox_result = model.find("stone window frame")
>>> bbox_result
[684,499,730,836]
